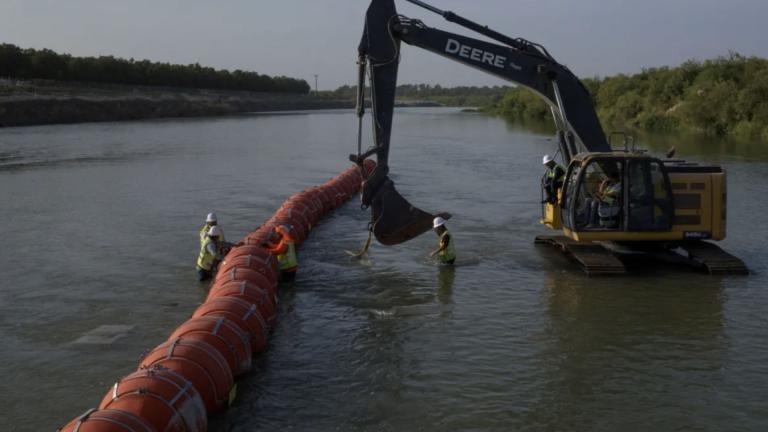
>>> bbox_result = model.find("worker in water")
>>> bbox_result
[430,217,456,265]
[196,225,225,281]
[265,224,298,280]
[542,154,566,204]
[200,212,225,244]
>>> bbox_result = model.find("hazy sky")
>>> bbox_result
[1,0,767,89]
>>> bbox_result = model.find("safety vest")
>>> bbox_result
[197,236,221,271]
[598,182,622,226]
[438,229,456,263]
[547,164,565,181]
[199,224,225,244]
[277,241,298,272]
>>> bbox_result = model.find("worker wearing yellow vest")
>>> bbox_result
[196,225,225,281]
[266,225,298,281]
[200,212,225,245]
[542,154,566,204]
[430,217,456,265]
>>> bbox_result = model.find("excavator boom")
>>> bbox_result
[354,0,610,245]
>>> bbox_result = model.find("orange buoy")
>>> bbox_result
[169,317,253,376]
[166,321,242,377]
[214,266,278,296]
[311,187,335,213]
[98,390,188,432]
[218,254,278,287]
[57,408,156,432]
[99,366,206,432]
[139,338,234,413]
[192,297,268,353]
[207,280,276,327]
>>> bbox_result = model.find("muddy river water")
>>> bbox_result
[0,108,766,431]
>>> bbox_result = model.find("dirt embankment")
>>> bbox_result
[0,79,354,127]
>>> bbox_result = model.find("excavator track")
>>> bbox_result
[677,241,749,275]
[535,236,748,275]
[535,235,627,275]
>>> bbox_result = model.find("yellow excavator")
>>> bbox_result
[350,0,747,275]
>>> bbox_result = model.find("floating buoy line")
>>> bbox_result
[58,160,375,431]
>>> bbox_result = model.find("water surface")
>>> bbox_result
[0,108,766,431]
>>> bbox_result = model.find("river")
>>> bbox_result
[0,108,766,431]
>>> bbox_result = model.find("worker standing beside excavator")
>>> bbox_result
[266,225,299,281]
[542,155,566,204]
[430,217,456,265]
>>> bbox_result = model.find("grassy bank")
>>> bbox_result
[487,53,768,142]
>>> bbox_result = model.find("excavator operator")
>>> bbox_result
[587,172,622,228]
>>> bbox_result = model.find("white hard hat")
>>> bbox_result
[433,217,446,228]
[208,225,222,237]
[542,154,554,165]
[206,212,217,223]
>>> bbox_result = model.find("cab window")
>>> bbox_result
[627,160,672,230]
[575,160,623,230]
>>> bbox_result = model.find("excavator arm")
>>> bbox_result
[352,0,610,245]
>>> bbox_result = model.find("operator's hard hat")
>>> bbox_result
[206,212,217,223]
[542,154,554,165]
[208,225,223,237]
[433,217,446,228]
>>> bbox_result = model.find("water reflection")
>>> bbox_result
[528,272,726,430]
[436,266,456,305]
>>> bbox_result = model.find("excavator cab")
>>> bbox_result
[558,153,675,241]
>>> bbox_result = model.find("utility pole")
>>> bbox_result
[314,74,319,93]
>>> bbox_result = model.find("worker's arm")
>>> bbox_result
[206,241,224,260]
[430,234,450,256]
[266,240,288,255]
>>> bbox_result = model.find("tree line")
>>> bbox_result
[489,53,768,142]
[327,83,510,107]
[0,43,310,94]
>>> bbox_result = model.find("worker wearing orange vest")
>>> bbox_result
[266,225,299,281]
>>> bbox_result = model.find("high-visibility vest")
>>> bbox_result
[199,224,225,244]
[598,182,622,224]
[277,241,298,271]
[438,229,456,263]
[197,236,221,271]
[547,164,565,181]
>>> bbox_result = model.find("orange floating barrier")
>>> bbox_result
[167,320,243,377]
[59,161,378,429]
[219,250,278,287]
[58,409,156,432]
[192,297,268,353]
[169,317,253,376]
[139,338,234,413]
[215,267,277,296]
[99,366,206,432]
[207,280,276,327]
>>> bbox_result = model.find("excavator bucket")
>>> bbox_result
[364,174,448,245]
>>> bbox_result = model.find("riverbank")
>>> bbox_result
[0,79,358,127]
[0,79,447,127]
